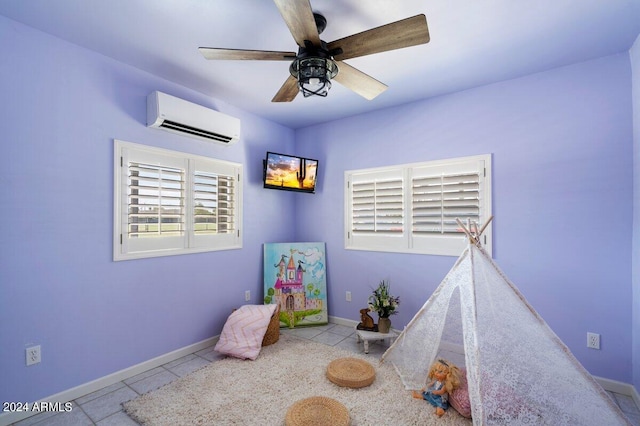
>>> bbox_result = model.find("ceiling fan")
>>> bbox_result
[199,0,430,102]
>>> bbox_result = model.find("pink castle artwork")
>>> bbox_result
[264,243,327,328]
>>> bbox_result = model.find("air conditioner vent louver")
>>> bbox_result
[160,120,233,143]
[147,91,240,145]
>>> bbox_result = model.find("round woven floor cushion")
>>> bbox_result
[326,357,376,388]
[285,396,350,426]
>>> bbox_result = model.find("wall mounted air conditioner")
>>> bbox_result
[147,91,240,145]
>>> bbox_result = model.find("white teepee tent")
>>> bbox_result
[381,220,631,425]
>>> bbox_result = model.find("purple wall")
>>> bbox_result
[295,54,635,383]
[0,16,297,403]
[631,34,640,394]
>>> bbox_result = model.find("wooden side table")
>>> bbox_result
[355,326,399,354]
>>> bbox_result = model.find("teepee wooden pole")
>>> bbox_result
[478,215,494,237]
[456,216,494,246]
[456,218,475,243]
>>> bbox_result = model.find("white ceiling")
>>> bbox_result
[2,0,640,129]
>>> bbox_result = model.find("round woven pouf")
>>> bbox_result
[326,357,376,388]
[285,396,350,426]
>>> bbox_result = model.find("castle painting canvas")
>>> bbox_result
[263,242,328,328]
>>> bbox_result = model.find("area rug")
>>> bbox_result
[124,334,472,425]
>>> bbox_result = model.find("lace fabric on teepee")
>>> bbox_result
[382,244,631,425]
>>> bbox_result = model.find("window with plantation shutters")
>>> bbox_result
[114,140,242,261]
[345,155,491,256]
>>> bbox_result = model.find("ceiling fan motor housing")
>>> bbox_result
[313,13,327,35]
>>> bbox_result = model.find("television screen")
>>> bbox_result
[263,152,318,193]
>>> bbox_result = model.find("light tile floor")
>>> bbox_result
[11,323,640,426]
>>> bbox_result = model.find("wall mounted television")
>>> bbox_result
[263,151,319,194]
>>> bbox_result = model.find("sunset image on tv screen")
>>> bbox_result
[265,153,317,190]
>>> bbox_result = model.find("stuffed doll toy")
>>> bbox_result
[412,358,461,417]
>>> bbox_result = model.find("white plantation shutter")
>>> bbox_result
[120,146,189,255]
[410,157,488,255]
[190,159,241,249]
[346,155,491,256]
[347,169,407,251]
[351,178,403,234]
[115,140,242,260]
[215,175,236,233]
[193,171,235,235]
[128,163,185,238]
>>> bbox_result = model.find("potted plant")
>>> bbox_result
[368,279,399,333]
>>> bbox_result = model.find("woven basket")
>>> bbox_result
[326,357,376,388]
[285,396,350,426]
[261,305,280,347]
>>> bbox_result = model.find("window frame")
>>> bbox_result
[344,154,492,257]
[113,140,242,261]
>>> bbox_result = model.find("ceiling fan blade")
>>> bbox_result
[328,14,430,61]
[273,0,321,48]
[333,62,388,100]
[272,75,299,102]
[199,47,296,61]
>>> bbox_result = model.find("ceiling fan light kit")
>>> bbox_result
[290,56,338,97]
[289,40,339,98]
[199,1,430,102]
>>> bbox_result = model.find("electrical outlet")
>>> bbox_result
[245,290,250,302]
[26,345,41,366]
[587,332,600,349]
[346,291,352,302]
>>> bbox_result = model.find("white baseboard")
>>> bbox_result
[595,375,640,406]
[328,315,359,328]
[0,336,219,426]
